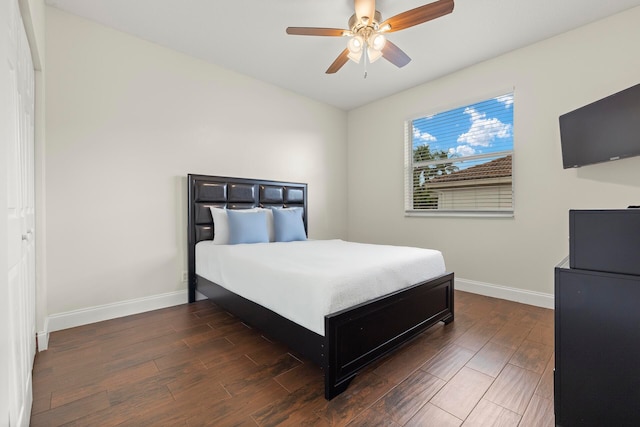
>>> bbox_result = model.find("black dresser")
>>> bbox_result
[554,209,640,426]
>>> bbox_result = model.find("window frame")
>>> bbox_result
[404,91,515,218]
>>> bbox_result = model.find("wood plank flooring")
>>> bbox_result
[31,291,555,426]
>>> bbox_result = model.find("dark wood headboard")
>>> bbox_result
[187,174,308,302]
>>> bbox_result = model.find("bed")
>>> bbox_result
[187,174,454,399]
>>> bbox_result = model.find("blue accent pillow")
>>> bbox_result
[272,208,307,242]
[227,210,269,244]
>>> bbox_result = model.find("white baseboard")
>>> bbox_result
[455,277,554,309]
[37,317,49,351]
[39,280,552,352]
[45,290,188,336]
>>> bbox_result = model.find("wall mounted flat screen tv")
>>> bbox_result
[559,83,640,169]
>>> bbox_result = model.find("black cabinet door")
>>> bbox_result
[555,268,640,426]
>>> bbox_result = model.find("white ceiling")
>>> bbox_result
[45,0,640,110]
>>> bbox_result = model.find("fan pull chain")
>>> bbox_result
[364,47,368,78]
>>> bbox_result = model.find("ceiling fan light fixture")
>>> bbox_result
[347,35,364,54]
[369,33,386,51]
[367,47,383,63]
[347,50,363,63]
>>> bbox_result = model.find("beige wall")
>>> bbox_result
[42,4,640,322]
[347,6,640,297]
[44,7,348,316]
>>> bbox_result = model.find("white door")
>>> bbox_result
[4,0,37,425]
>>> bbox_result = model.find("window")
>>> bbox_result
[405,92,514,216]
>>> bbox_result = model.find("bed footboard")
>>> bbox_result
[323,272,454,400]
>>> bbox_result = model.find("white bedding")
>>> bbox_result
[195,239,446,336]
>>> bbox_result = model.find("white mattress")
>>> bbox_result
[195,239,446,336]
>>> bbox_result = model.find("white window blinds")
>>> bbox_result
[405,93,514,216]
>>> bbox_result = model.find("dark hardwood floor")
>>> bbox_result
[31,290,554,426]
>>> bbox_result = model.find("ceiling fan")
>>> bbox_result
[286,0,454,74]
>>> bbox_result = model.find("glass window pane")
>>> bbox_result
[406,93,514,215]
[412,94,514,159]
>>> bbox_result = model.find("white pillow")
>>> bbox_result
[260,208,275,242]
[209,207,259,244]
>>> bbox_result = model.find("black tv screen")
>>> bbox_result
[559,83,640,169]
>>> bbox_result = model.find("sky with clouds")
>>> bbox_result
[412,93,514,160]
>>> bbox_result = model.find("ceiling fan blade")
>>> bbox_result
[354,0,376,24]
[286,27,347,37]
[326,49,350,74]
[382,41,411,68]
[380,0,454,33]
